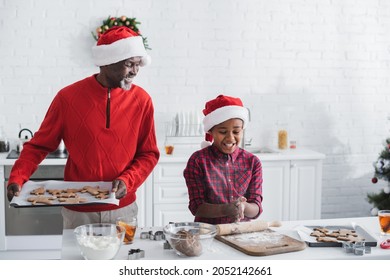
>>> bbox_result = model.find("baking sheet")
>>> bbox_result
[10,180,119,207]
[295,224,377,247]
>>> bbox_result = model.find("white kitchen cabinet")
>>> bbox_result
[260,160,290,221]
[152,162,193,226]
[289,159,322,220]
[259,159,323,221]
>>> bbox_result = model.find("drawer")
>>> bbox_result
[153,204,194,226]
[154,183,189,204]
[153,163,186,183]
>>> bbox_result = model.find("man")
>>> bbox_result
[6,26,160,229]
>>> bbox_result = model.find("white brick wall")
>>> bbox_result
[1,0,390,218]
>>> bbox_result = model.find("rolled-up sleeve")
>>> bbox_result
[183,154,205,216]
[245,158,263,219]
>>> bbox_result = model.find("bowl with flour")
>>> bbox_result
[74,223,125,260]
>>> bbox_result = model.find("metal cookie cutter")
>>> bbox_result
[163,240,172,250]
[128,249,145,260]
[140,232,150,239]
[141,230,165,241]
[342,241,371,256]
[154,230,165,241]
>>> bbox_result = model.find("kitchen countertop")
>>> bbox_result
[61,216,390,260]
[159,147,325,163]
[0,152,67,165]
[1,147,325,165]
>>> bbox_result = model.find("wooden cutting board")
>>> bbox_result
[215,229,306,256]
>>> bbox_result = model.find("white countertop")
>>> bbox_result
[159,148,325,163]
[0,152,67,165]
[61,216,390,260]
[0,148,325,166]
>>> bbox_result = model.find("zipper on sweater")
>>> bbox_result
[106,88,111,128]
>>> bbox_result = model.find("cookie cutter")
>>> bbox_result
[342,241,371,256]
[128,249,145,260]
[140,232,150,239]
[140,230,165,241]
[154,230,165,241]
[163,240,172,250]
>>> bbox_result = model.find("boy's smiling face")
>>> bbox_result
[209,118,244,154]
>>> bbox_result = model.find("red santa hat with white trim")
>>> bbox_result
[201,94,249,149]
[92,26,151,67]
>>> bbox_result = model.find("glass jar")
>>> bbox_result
[0,126,10,153]
[277,122,288,150]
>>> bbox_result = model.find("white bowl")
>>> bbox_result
[163,222,217,257]
[74,223,125,260]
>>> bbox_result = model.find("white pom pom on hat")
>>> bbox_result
[201,94,249,148]
[92,26,151,67]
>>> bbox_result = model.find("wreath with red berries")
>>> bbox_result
[92,15,150,50]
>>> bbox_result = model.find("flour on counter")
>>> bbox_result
[222,231,284,245]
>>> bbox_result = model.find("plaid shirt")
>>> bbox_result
[183,145,263,224]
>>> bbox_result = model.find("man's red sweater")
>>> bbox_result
[8,75,160,212]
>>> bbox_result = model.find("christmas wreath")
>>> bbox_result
[92,15,150,50]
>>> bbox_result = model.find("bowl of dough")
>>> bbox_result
[163,222,217,257]
[74,223,125,260]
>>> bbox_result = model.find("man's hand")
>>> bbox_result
[112,179,127,199]
[7,183,21,202]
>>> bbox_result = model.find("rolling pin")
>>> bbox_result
[216,220,282,236]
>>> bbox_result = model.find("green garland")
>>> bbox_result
[92,15,151,50]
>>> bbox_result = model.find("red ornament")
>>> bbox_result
[372,177,378,184]
[380,239,390,249]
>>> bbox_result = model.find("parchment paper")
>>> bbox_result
[9,180,119,207]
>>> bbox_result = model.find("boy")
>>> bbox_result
[183,95,263,224]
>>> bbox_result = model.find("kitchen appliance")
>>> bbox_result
[17,128,33,153]
[4,160,66,236]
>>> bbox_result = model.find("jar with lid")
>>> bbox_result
[0,126,10,153]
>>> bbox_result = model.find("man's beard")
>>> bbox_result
[120,78,132,90]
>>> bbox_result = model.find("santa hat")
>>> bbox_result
[201,94,249,148]
[92,26,151,67]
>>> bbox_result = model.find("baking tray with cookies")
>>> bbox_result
[9,180,119,208]
[295,224,377,247]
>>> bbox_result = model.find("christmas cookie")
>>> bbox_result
[30,187,45,195]
[46,189,63,196]
[313,227,329,234]
[27,195,56,205]
[316,236,337,242]
[58,197,87,204]
[310,231,325,238]
[333,229,357,237]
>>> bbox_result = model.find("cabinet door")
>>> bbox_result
[289,160,322,220]
[153,204,194,226]
[259,160,290,221]
[135,175,154,227]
